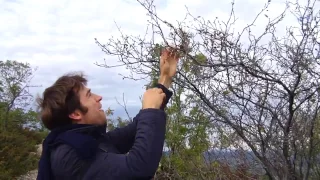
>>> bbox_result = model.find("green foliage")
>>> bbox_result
[105,107,131,131]
[0,60,36,131]
[96,1,320,178]
[0,102,47,179]
[308,117,320,179]
[145,44,263,179]
[0,122,45,179]
[156,100,214,178]
[149,65,216,179]
[0,60,46,179]
[151,43,164,59]
[145,69,159,89]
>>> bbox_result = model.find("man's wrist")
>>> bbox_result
[158,75,172,89]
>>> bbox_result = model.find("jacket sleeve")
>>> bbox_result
[105,83,173,154]
[104,117,138,154]
[89,108,167,179]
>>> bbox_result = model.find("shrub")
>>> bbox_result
[0,127,45,179]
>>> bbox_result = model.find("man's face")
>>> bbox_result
[75,86,107,125]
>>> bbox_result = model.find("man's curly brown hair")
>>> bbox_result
[37,72,89,130]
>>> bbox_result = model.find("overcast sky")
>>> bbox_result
[0,0,302,119]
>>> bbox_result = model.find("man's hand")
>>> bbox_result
[142,88,166,109]
[158,47,180,88]
[160,47,180,77]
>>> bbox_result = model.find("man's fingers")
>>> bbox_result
[163,47,178,56]
[156,88,163,94]
[162,47,170,56]
[168,48,179,59]
[161,46,180,63]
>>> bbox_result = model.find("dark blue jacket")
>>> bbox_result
[37,84,172,180]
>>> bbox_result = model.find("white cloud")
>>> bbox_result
[0,0,152,118]
[0,0,307,119]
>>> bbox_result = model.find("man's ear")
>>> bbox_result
[69,110,82,121]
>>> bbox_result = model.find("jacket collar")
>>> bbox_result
[65,123,107,136]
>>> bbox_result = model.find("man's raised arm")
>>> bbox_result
[90,88,169,179]
[105,47,179,154]
[105,82,172,154]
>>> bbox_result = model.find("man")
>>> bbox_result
[36,48,179,180]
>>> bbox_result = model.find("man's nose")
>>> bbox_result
[96,95,102,102]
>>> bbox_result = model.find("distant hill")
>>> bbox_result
[162,149,266,175]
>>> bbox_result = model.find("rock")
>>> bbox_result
[36,144,42,156]
[17,170,38,180]
[18,144,42,180]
